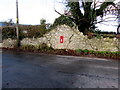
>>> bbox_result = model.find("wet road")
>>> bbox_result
[2,50,119,88]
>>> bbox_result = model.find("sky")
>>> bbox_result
[0,0,119,32]
[0,0,64,24]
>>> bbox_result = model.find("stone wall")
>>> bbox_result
[2,38,17,48]
[2,25,119,52]
[0,43,2,48]
[43,25,119,52]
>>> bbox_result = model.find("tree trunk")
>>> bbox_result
[78,26,89,35]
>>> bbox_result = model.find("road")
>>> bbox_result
[1,50,119,88]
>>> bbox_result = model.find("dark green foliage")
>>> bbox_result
[19,25,47,38]
[39,43,52,51]
[102,34,116,38]
[52,15,74,28]
[21,43,54,51]
[89,50,95,54]
[2,25,48,39]
[22,45,36,51]
[18,46,120,60]
[65,1,116,35]
[76,49,83,53]
[2,26,16,39]
[40,19,46,25]
[83,49,89,54]
[75,49,120,58]
[76,49,91,55]
[111,52,120,56]
[96,34,102,39]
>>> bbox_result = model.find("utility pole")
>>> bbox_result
[118,2,120,52]
[16,0,20,47]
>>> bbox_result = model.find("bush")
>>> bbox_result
[2,25,48,39]
[2,26,16,39]
[21,43,54,52]
[39,43,49,51]
[54,49,67,55]
[96,34,102,39]
[21,45,35,51]
[66,49,76,55]
[37,43,54,51]
[111,52,120,56]
[83,49,89,54]
[89,50,95,54]
[51,15,74,29]
[75,49,120,58]
[76,49,83,53]
[19,25,48,38]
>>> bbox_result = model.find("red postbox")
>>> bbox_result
[60,36,64,43]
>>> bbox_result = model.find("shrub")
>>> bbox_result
[47,46,54,50]
[96,34,102,39]
[55,49,67,55]
[111,52,120,56]
[21,43,54,52]
[67,49,76,55]
[2,26,16,39]
[21,45,35,51]
[2,25,48,40]
[76,49,83,53]
[37,43,54,51]
[83,49,89,55]
[89,50,95,54]
[20,25,48,38]
[51,15,74,29]
[40,19,46,25]
[99,51,107,55]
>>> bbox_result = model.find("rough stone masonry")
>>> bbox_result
[2,25,119,52]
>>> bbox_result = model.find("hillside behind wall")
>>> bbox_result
[2,25,119,52]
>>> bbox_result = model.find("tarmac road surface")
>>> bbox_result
[1,50,119,88]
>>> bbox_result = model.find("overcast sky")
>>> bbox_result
[0,0,119,32]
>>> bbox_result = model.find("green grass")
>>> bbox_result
[75,49,120,57]
[20,45,120,59]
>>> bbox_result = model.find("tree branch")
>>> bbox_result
[54,9,75,23]
[54,9,63,16]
